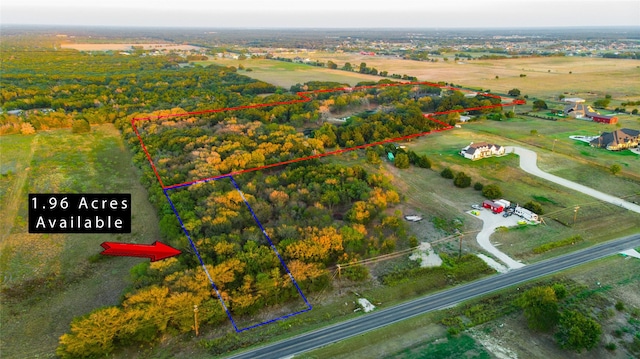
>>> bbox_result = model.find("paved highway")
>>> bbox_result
[226,233,640,359]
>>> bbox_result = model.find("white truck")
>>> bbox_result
[514,206,539,222]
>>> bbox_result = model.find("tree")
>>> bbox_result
[555,310,602,352]
[593,98,611,109]
[453,172,472,188]
[523,201,543,214]
[473,182,483,191]
[416,155,431,169]
[610,164,621,175]
[327,60,338,69]
[518,286,559,332]
[482,184,502,199]
[366,149,381,165]
[440,167,454,179]
[508,88,521,97]
[72,119,91,133]
[532,99,548,110]
[359,62,368,74]
[20,122,36,135]
[342,62,353,71]
[394,153,410,169]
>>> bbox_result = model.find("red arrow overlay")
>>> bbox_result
[100,241,181,262]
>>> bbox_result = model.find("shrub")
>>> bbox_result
[72,119,91,134]
[416,155,431,169]
[482,184,502,199]
[523,201,544,214]
[473,182,484,191]
[615,301,625,311]
[453,172,472,188]
[605,342,617,351]
[555,310,602,352]
[394,153,410,169]
[440,167,454,179]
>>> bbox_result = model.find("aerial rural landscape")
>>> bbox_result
[1,1,640,358]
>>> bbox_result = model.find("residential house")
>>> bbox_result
[460,142,505,160]
[590,128,640,151]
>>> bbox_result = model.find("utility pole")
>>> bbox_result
[193,305,199,337]
[336,264,342,295]
[573,206,580,225]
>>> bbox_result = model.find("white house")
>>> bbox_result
[460,142,505,160]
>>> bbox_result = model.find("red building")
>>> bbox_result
[482,200,504,213]
[590,114,618,124]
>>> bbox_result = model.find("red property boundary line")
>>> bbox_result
[131,81,525,189]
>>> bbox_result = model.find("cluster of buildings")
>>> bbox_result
[562,98,618,124]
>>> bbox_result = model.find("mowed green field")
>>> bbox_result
[0,125,162,358]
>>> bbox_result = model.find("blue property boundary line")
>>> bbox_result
[163,175,312,332]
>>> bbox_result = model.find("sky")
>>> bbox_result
[2,0,639,28]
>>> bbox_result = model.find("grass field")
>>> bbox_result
[196,57,383,89]
[0,125,162,358]
[382,116,640,263]
[271,52,640,101]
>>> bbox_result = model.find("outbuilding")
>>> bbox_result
[590,114,618,124]
[482,200,504,213]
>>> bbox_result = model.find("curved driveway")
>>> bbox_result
[506,146,640,214]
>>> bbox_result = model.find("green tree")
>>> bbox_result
[508,88,521,97]
[473,182,484,191]
[523,201,544,214]
[440,167,454,179]
[453,172,472,188]
[532,99,548,110]
[327,60,338,69]
[610,164,621,175]
[482,184,502,199]
[394,153,410,169]
[359,62,368,74]
[342,62,353,71]
[593,98,611,109]
[555,310,602,352]
[416,155,431,169]
[518,286,559,332]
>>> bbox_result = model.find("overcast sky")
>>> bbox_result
[2,0,639,28]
